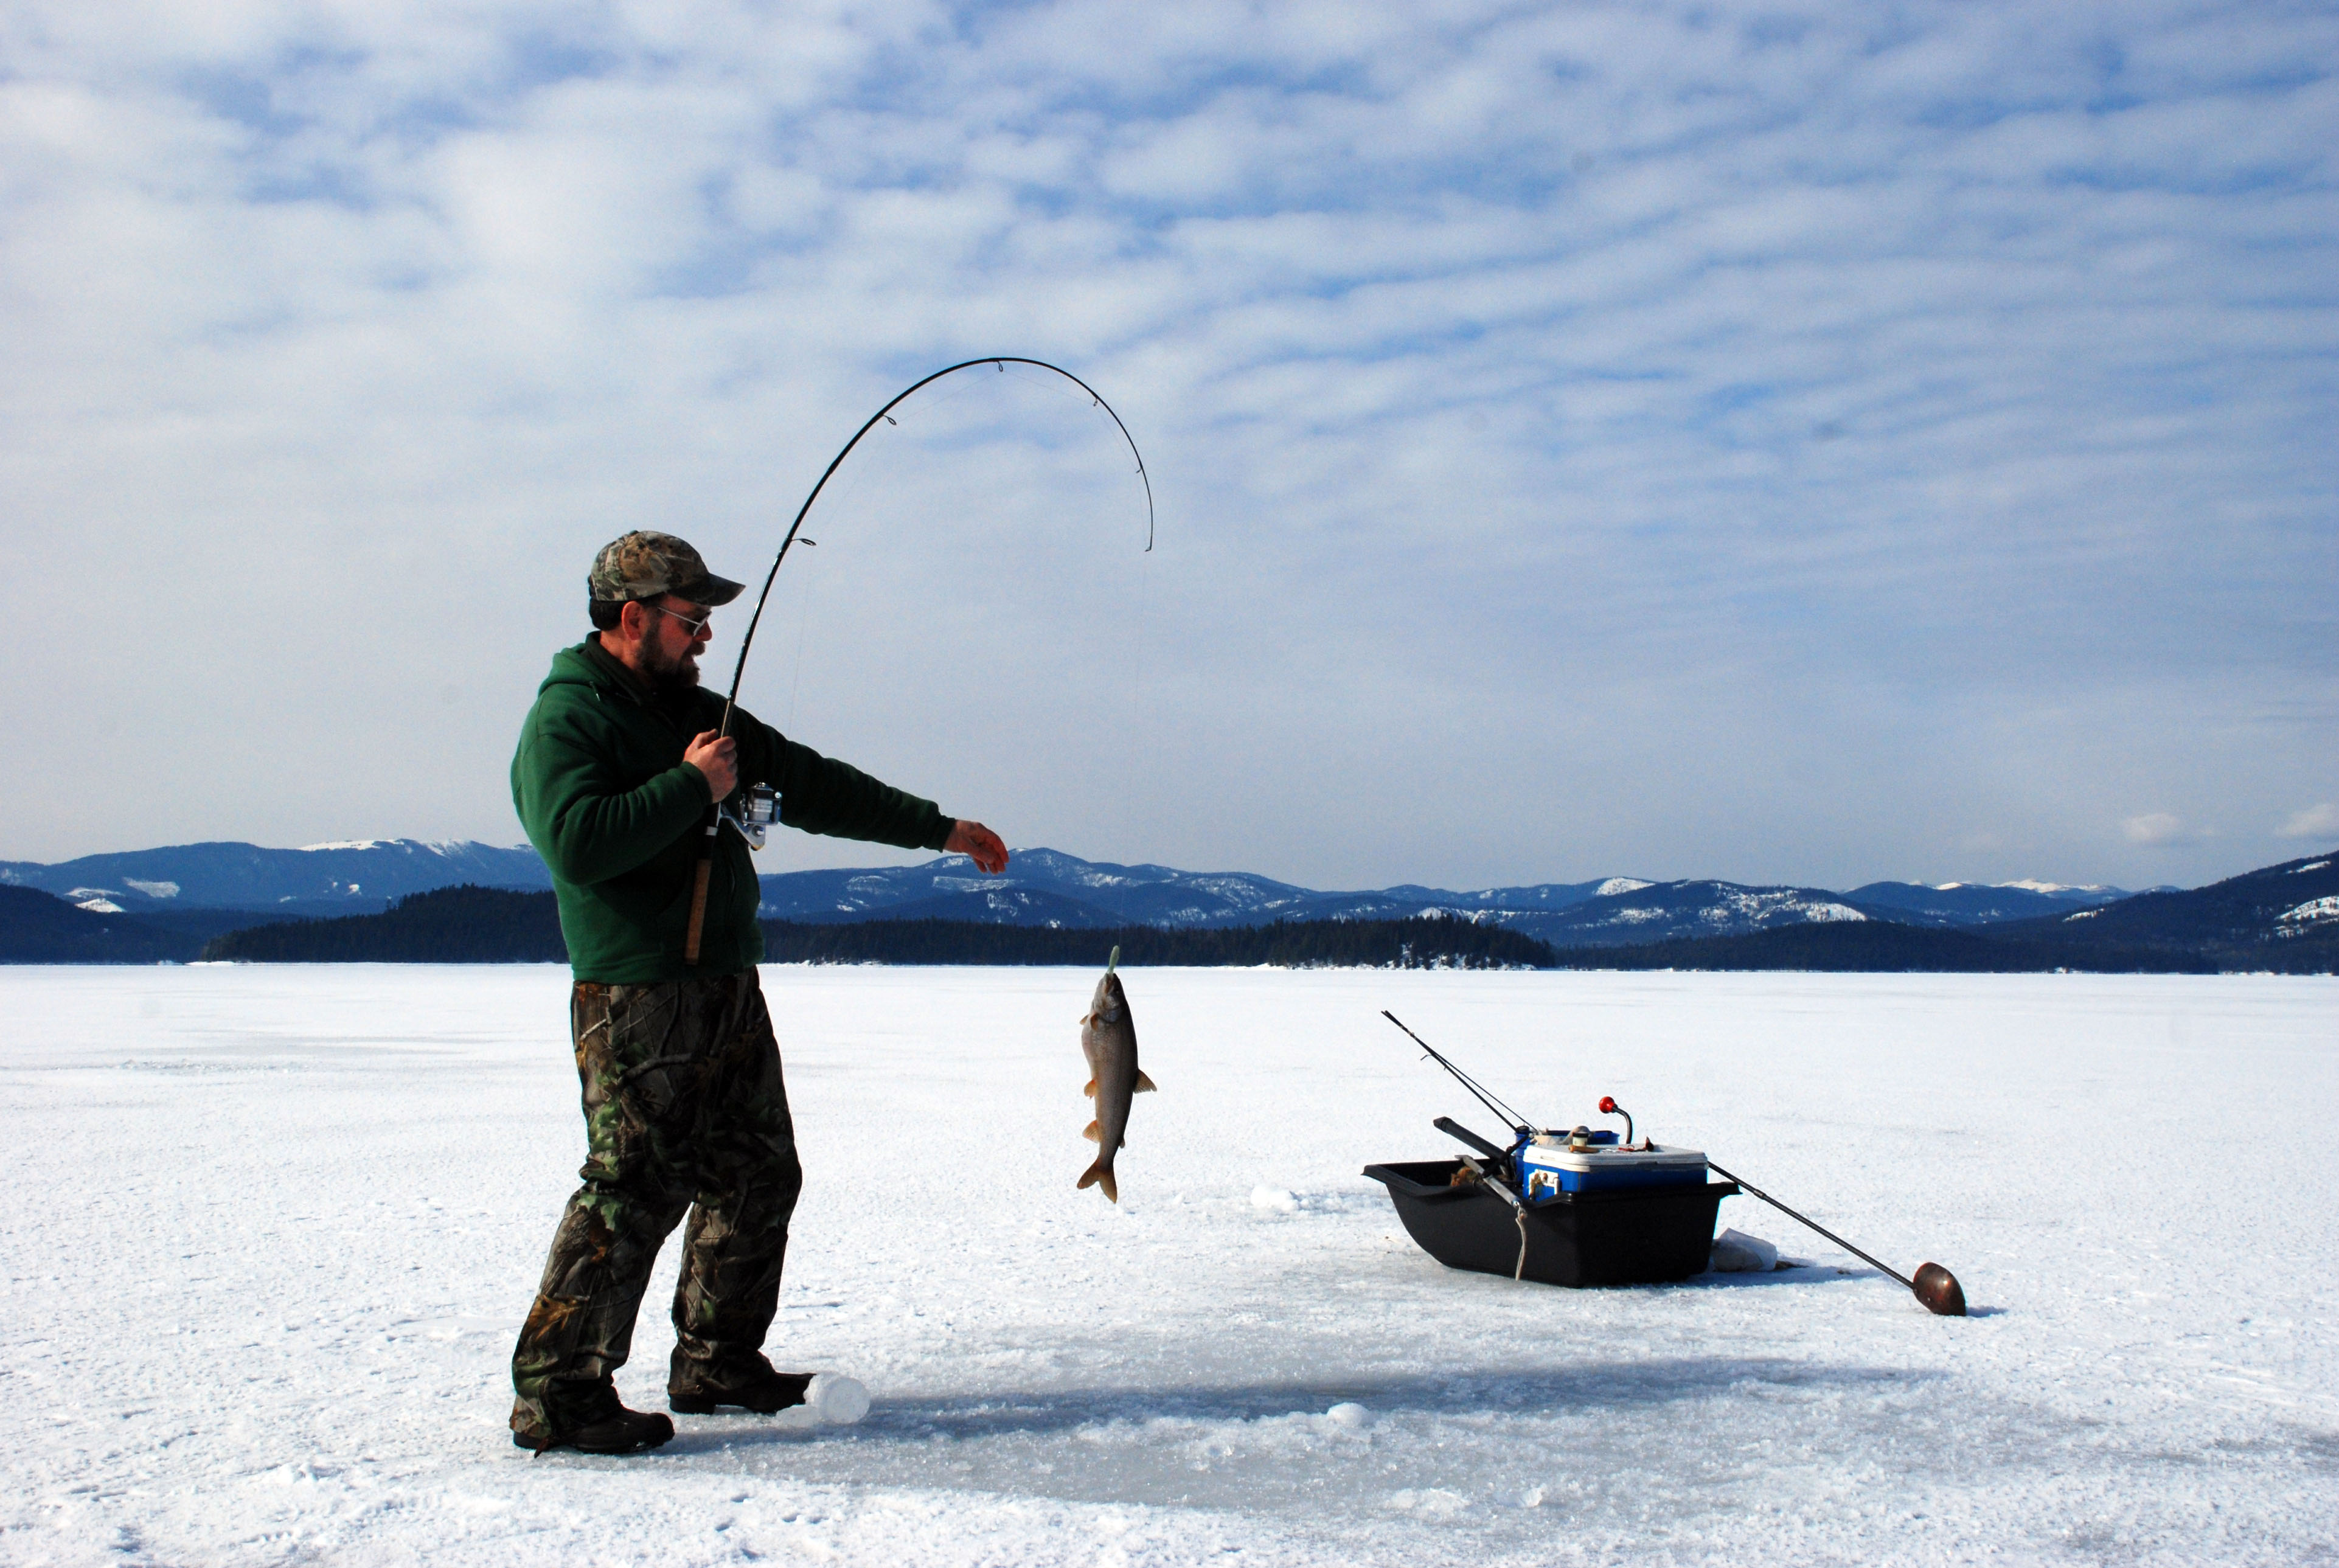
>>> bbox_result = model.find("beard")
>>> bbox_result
[639,636,703,703]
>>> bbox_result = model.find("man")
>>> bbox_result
[506,530,1008,1455]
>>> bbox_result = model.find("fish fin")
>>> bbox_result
[1078,1160,1118,1203]
[1082,1078,1096,1096]
[1083,1120,1101,1143]
[1133,1071,1157,1093]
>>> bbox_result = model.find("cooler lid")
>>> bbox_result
[1518,1142,1708,1174]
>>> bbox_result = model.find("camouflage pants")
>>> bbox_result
[509,970,803,1443]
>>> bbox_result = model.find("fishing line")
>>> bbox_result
[992,356,1161,801]
[785,549,815,732]
[995,359,1121,428]
[742,361,1128,729]
[769,416,893,731]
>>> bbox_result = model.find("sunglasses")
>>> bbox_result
[648,603,713,638]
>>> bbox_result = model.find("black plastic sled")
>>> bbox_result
[1364,1158,1738,1288]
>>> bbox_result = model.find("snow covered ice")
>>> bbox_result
[4,965,2336,1566]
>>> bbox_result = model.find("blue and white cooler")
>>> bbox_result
[1516,1131,1709,1199]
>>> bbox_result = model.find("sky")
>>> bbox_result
[2,0,2334,892]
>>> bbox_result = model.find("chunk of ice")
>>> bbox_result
[810,1373,871,1425]
[1709,1227,1780,1272]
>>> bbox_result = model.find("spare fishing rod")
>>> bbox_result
[1703,1159,1967,1316]
[684,356,1155,964]
[1381,1010,1531,1136]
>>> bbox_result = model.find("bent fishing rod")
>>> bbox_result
[684,356,1155,963]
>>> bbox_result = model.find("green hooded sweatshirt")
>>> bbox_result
[512,639,952,982]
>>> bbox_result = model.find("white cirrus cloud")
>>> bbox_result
[2279,803,2339,841]
[2124,813,2203,848]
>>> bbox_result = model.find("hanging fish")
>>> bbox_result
[1078,946,1155,1203]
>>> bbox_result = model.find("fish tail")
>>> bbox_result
[1077,1160,1119,1204]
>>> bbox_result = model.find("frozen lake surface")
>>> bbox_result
[4,964,2335,1566]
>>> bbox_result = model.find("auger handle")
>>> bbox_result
[1434,1116,1510,1162]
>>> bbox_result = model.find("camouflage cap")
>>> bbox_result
[587,531,746,607]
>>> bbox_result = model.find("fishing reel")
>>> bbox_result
[720,782,780,850]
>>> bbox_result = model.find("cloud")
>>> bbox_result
[0,1,2334,892]
[2123,813,2202,848]
[2280,803,2339,841]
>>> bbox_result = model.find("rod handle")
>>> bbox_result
[683,822,717,966]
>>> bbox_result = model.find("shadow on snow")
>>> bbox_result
[656,1355,1934,1455]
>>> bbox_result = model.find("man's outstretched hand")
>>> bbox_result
[945,820,1009,875]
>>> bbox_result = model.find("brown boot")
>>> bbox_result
[669,1350,812,1415]
[513,1384,675,1455]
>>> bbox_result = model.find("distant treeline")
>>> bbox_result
[760,914,1557,968]
[201,886,566,962]
[1550,920,2226,974]
[0,886,206,963]
[198,889,1558,968]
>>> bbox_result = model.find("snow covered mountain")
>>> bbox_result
[0,840,551,916]
[1990,854,2339,963]
[1478,879,1882,949]
[750,848,1613,928]
[1842,879,2129,924]
[754,852,1976,946]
